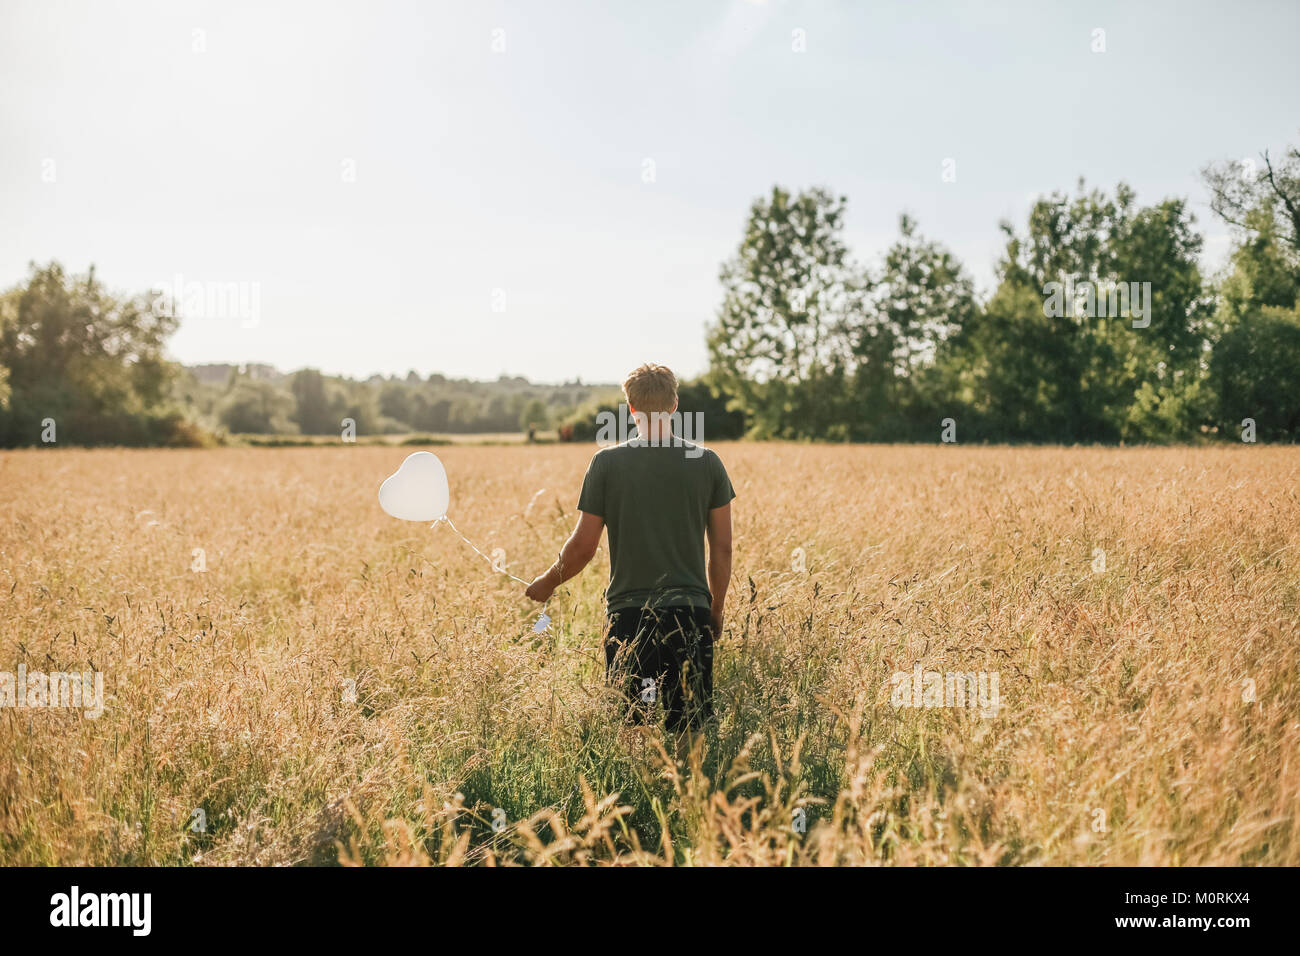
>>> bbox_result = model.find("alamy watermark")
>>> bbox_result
[49,886,150,936]
[595,404,705,458]
[150,274,261,328]
[1042,275,1150,328]
[1,665,104,718]
[890,664,1000,718]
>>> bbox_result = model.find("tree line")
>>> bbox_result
[2,139,1297,446]
[706,142,1300,442]
[0,273,616,445]
[178,364,612,440]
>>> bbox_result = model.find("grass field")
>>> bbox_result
[1,443,1297,866]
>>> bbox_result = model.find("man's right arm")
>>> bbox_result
[706,502,732,637]
[525,511,603,602]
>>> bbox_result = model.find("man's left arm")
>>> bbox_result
[706,451,736,636]
[706,502,732,636]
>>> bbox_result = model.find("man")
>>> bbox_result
[525,363,735,735]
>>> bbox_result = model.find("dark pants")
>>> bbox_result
[606,605,714,731]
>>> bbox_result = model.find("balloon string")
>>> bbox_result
[435,516,531,586]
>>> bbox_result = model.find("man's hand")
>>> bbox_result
[525,570,557,603]
[710,604,724,638]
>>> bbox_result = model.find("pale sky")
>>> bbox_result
[2,0,1297,383]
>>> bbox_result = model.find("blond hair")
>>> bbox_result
[622,363,678,414]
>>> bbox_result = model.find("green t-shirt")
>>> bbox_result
[577,439,736,614]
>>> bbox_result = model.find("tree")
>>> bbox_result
[676,379,745,440]
[0,298,11,412]
[378,381,415,429]
[333,379,381,436]
[707,186,867,438]
[1202,141,1300,320]
[0,261,191,446]
[949,183,1207,442]
[519,398,549,432]
[1209,305,1300,440]
[1203,143,1300,264]
[852,215,978,439]
[289,369,338,435]
[216,379,298,434]
[1202,139,1300,441]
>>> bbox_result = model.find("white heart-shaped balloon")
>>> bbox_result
[379,452,450,522]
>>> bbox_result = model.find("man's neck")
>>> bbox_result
[633,412,678,445]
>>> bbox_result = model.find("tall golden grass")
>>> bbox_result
[1,443,1296,865]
